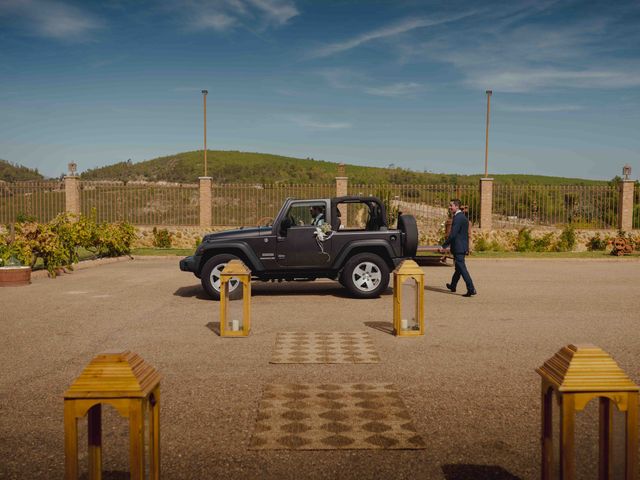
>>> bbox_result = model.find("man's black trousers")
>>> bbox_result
[450,253,475,292]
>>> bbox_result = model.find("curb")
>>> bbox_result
[31,256,134,279]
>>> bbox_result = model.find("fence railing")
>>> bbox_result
[635,184,640,230]
[81,182,199,226]
[1,180,637,231]
[211,184,335,226]
[0,180,65,224]
[349,184,479,229]
[493,184,619,229]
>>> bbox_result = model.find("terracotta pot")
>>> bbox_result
[0,266,32,287]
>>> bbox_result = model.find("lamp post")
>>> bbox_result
[484,90,492,178]
[202,90,208,177]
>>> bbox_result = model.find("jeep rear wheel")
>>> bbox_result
[342,253,389,298]
[201,254,242,300]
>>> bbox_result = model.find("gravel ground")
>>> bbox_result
[1,256,639,479]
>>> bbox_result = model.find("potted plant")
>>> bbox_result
[0,225,32,287]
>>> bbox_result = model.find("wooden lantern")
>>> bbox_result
[536,344,639,480]
[64,351,161,480]
[392,259,424,337]
[219,259,251,337]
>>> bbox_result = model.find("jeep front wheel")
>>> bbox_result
[342,253,389,298]
[201,254,242,300]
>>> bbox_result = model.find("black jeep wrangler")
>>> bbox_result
[179,196,418,299]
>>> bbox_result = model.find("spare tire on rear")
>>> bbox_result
[397,214,418,257]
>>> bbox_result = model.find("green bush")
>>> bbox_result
[473,236,489,252]
[532,233,554,252]
[94,222,136,257]
[586,233,608,251]
[1,215,136,276]
[555,225,576,252]
[515,228,534,252]
[489,239,505,252]
[152,227,172,248]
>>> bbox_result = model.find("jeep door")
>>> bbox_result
[276,200,332,267]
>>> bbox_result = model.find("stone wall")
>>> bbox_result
[135,225,638,252]
[416,225,638,252]
[134,226,236,248]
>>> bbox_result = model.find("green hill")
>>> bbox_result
[80,150,608,185]
[0,159,44,182]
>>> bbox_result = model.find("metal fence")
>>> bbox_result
[1,180,636,230]
[635,184,640,230]
[211,184,335,226]
[0,180,65,224]
[349,184,479,229]
[81,182,199,225]
[493,184,619,229]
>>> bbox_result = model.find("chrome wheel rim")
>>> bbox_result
[210,263,240,293]
[352,261,381,292]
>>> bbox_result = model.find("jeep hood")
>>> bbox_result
[203,226,271,242]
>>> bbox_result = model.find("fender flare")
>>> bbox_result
[331,239,396,270]
[198,242,265,274]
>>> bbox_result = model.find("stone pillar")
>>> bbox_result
[64,175,81,215]
[335,163,348,226]
[199,177,212,228]
[618,180,635,231]
[479,177,493,231]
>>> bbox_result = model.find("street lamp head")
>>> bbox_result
[623,164,631,180]
[202,90,208,95]
[486,90,492,96]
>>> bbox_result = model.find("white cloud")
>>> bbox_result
[316,69,423,97]
[0,0,101,40]
[287,115,351,130]
[309,10,480,58]
[499,103,584,113]
[364,82,422,97]
[401,4,640,92]
[193,12,236,31]
[179,0,298,32]
[316,68,365,89]
[247,0,298,26]
[468,67,640,93]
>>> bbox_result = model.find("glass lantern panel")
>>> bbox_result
[400,277,419,332]
[226,282,244,332]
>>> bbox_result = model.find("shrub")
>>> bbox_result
[15,221,65,276]
[152,227,172,248]
[586,233,608,251]
[515,228,533,252]
[555,225,576,252]
[532,233,554,252]
[95,222,136,257]
[473,236,489,252]
[2,215,136,276]
[489,239,505,252]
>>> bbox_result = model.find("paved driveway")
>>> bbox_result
[1,257,639,479]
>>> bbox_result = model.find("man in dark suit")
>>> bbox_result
[439,199,477,297]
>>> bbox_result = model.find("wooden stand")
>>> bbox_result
[537,344,639,480]
[219,260,251,337]
[64,351,161,480]
[393,260,425,337]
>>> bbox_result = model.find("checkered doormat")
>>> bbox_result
[249,383,426,450]
[270,332,380,364]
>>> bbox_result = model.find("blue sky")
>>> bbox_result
[0,0,639,180]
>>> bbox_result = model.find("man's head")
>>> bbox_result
[449,198,461,214]
[310,205,324,217]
